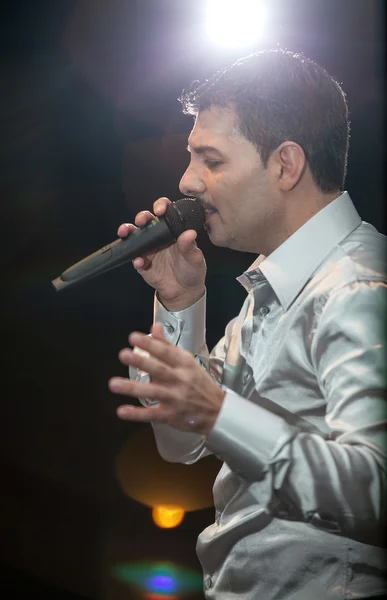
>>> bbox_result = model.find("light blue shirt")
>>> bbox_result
[131,192,387,599]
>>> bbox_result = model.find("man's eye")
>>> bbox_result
[204,160,222,169]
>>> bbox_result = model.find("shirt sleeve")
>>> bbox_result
[129,290,216,464]
[205,280,387,545]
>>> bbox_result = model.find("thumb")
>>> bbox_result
[176,229,199,257]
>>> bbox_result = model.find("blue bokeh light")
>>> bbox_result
[111,560,203,596]
[146,574,177,594]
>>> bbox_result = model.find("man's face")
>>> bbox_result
[179,106,280,254]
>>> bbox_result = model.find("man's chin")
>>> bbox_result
[206,228,252,252]
[205,226,229,248]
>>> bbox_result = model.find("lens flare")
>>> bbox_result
[145,595,178,600]
[146,574,177,594]
[111,561,203,596]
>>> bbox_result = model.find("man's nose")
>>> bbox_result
[179,164,206,197]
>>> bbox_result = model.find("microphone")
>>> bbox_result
[52,198,205,292]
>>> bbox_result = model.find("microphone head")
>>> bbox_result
[165,198,205,238]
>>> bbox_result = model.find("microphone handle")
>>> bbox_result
[52,217,173,291]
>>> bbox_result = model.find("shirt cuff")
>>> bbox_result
[205,387,297,481]
[154,290,206,354]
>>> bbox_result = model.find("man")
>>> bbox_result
[109,49,386,599]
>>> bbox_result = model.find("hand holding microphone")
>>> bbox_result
[52,197,207,310]
[118,197,207,310]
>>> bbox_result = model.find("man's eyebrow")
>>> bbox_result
[186,144,224,155]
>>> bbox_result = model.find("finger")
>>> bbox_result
[153,197,171,217]
[133,255,153,270]
[117,198,171,242]
[117,223,136,238]
[132,256,146,269]
[128,331,190,367]
[116,404,164,422]
[115,224,146,268]
[109,377,170,402]
[134,210,155,227]
[118,348,172,381]
[116,223,153,269]
[150,321,166,340]
[176,229,199,255]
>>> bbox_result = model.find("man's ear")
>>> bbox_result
[271,141,307,192]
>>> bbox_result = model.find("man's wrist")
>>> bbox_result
[158,289,205,312]
[202,388,226,439]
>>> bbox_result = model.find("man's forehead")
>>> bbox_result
[188,107,244,147]
[192,107,236,134]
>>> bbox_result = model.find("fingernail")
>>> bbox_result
[129,332,141,344]
[120,348,133,359]
[117,406,134,417]
[109,378,124,390]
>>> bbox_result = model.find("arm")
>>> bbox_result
[114,196,212,462]
[129,291,227,463]
[205,280,387,545]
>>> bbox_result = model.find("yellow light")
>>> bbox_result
[115,428,221,512]
[152,505,185,529]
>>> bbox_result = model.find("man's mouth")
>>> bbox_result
[203,205,217,216]
[197,201,217,224]
[204,208,218,225]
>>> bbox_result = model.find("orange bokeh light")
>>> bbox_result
[152,505,185,529]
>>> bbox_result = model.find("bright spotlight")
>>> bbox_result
[206,0,266,47]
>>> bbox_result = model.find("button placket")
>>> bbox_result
[242,372,250,385]
[163,321,175,335]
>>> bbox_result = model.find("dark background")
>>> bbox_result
[0,1,385,599]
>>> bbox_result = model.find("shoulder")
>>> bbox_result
[298,223,386,345]
[312,221,386,301]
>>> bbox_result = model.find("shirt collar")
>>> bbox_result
[237,192,362,310]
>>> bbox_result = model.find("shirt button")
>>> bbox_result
[164,321,175,334]
[204,576,212,589]
[260,306,270,316]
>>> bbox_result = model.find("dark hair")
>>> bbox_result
[179,49,350,193]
